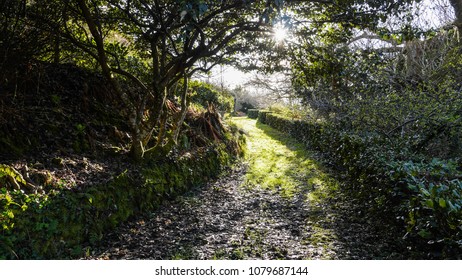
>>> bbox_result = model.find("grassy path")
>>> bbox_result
[235,117,337,202]
[89,117,406,259]
[230,117,342,258]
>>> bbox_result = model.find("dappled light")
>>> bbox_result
[86,117,412,260]
[1,0,461,261]
[238,117,332,199]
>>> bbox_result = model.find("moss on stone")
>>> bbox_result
[0,142,242,259]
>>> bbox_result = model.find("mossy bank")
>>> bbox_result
[0,141,244,259]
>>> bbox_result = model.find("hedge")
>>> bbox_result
[255,112,462,256]
[257,110,271,124]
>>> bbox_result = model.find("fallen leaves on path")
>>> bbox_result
[89,118,410,260]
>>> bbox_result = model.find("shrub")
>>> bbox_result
[390,159,462,247]
[265,113,293,133]
[257,111,462,255]
[240,102,256,113]
[189,80,234,113]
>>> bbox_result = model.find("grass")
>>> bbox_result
[231,117,338,202]
[229,117,342,259]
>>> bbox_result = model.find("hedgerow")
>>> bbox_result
[256,112,462,256]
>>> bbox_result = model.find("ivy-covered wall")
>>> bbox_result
[0,143,241,259]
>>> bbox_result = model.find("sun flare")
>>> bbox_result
[273,26,287,42]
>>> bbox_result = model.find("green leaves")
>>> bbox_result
[189,80,234,113]
[438,198,447,208]
[393,159,462,243]
[425,199,434,209]
[259,109,462,249]
[0,164,27,187]
[418,229,432,239]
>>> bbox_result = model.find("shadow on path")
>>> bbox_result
[89,117,410,259]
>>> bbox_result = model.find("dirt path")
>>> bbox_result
[89,117,408,259]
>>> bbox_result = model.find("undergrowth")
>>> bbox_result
[0,144,239,259]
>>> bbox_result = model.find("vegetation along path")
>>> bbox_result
[89,117,409,259]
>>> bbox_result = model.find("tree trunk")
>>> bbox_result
[76,0,113,87]
[172,72,189,144]
[130,137,145,160]
[77,0,148,161]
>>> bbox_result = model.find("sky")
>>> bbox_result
[200,65,250,89]
[417,0,454,28]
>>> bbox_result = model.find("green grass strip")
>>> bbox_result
[231,117,338,201]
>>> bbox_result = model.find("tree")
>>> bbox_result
[245,72,296,105]
[280,1,427,115]
[7,0,425,160]
[0,0,59,72]
[68,0,285,159]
